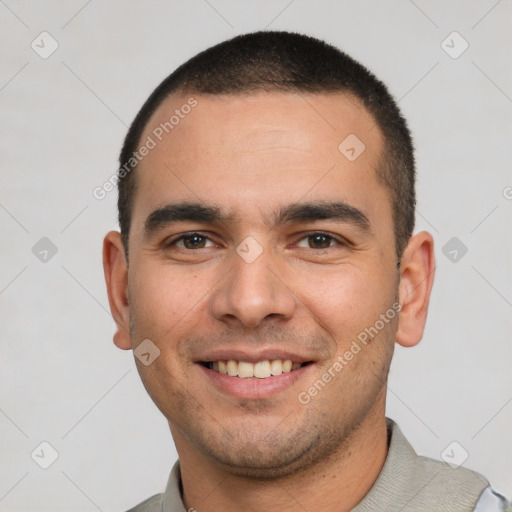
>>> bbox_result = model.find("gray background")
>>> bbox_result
[1,1,511,510]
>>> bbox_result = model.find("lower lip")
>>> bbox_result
[198,364,313,399]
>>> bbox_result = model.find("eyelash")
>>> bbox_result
[165,231,349,250]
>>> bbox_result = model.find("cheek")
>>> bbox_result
[128,262,209,339]
[290,263,394,343]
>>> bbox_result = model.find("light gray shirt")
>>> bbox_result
[127,418,510,512]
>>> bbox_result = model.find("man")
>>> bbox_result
[103,31,510,511]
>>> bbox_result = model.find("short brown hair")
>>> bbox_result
[118,31,415,259]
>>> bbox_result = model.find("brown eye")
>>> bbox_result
[183,234,207,249]
[170,233,214,250]
[296,232,341,249]
[308,234,332,249]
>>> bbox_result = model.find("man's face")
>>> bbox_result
[124,92,399,477]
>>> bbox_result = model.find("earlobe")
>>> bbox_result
[395,231,436,348]
[102,231,132,350]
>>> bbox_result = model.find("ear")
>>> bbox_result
[103,231,132,350]
[396,231,436,348]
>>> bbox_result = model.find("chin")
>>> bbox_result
[212,442,319,479]
[196,427,328,480]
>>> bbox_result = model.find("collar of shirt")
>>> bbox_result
[158,418,490,512]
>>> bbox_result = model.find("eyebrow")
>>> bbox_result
[144,200,372,236]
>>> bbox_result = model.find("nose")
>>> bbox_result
[210,242,297,330]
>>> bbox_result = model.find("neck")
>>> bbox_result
[173,408,389,512]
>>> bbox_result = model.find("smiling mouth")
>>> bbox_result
[199,359,313,379]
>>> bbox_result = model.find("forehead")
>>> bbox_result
[141,91,381,165]
[132,91,389,232]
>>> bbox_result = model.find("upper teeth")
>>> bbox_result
[210,359,302,378]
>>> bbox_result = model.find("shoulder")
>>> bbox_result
[124,460,184,512]
[354,419,496,511]
[411,452,491,508]
[474,486,512,512]
[125,492,164,512]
